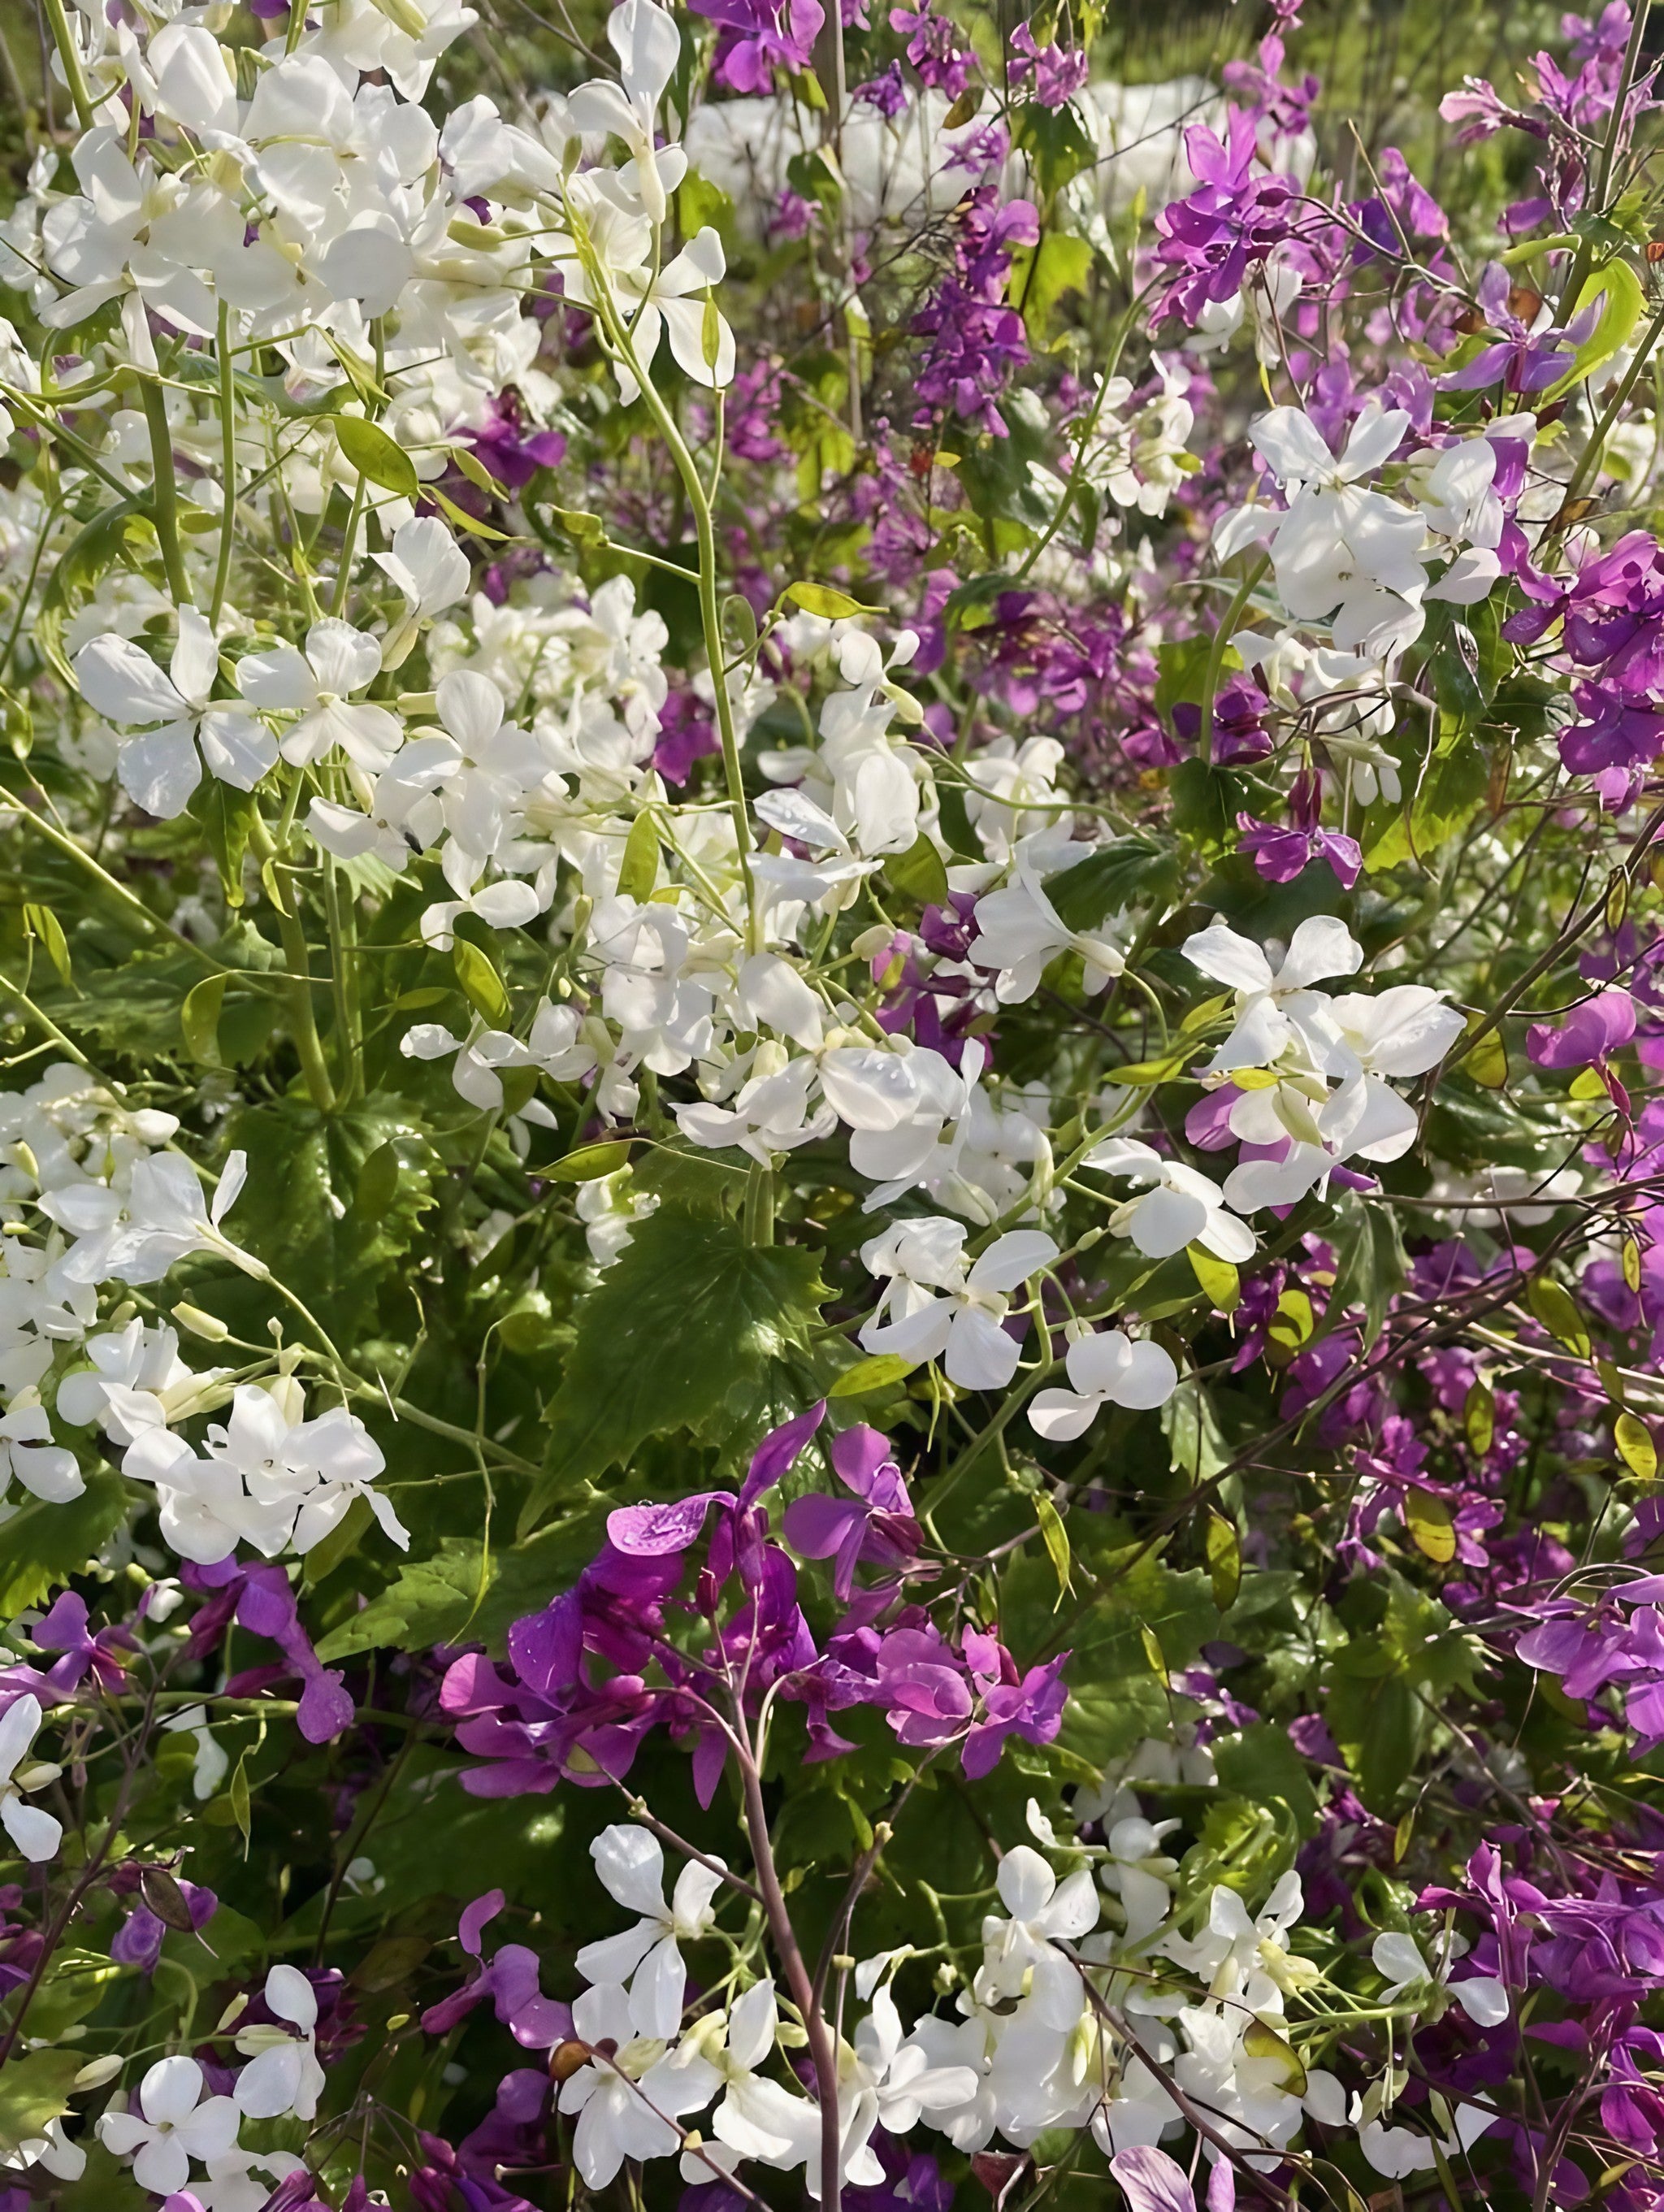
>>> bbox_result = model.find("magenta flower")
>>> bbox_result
[1527,987,1637,1069]
[782,1425,921,1598]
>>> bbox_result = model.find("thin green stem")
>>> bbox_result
[248,816,336,1113]
[40,0,91,129]
[141,380,193,606]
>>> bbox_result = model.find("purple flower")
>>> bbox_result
[1237,811,1363,889]
[28,1590,133,1694]
[1527,987,1637,1068]
[689,0,824,90]
[782,1425,921,1598]
[420,1890,572,2049]
[960,1630,1068,1777]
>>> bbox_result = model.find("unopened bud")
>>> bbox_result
[172,1302,230,1343]
[72,2054,123,2091]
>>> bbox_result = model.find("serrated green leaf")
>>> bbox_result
[0,2049,84,2154]
[522,1211,826,1529]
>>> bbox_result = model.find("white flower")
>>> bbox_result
[73,609,276,820]
[288,1405,410,1555]
[98,2056,240,2196]
[57,1319,223,1445]
[1086,1139,1254,1263]
[975,1846,1100,2026]
[237,618,403,771]
[0,1694,63,1862]
[576,1826,725,2033]
[821,1041,986,1214]
[565,0,684,223]
[1249,399,1429,655]
[1029,1329,1179,1442]
[858,1218,1057,1390]
[1358,2093,1499,2179]
[677,1048,837,1165]
[401,997,596,1113]
[1182,915,1363,1073]
[968,857,1126,1004]
[1372,1929,1510,2028]
[1,2116,85,2183]
[40,1149,260,1290]
[0,1399,83,1505]
[557,1980,710,2188]
[373,516,471,618]
[234,1964,327,2120]
[1098,1815,1182,1945]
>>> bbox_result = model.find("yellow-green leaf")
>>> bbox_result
[546,1141,633,1184]
[453,939,509,1027]
[1528,1274,1590,1358]
[884,832,950,909]
[618,809,661,901]
[181,974,227,1065]
[1205,1507,1242,1611]
[785,580,880,619]
[1463,1380,1494,1459]
[1624,1236,1643,1294]
[22,902,72,987]
[1188,1242,1240,1313]
[336,414,419,498]
[228,1747,252,1855]
[451,445,509,499]
[1140,1623,1169,1686]
[829,1352,916,1398]
[1547,257,1645,398]
[1405,1489,1457,1564]
[1466,1021,1508,1090]
[1242,2019,1306,2094]
[1036,1493,1072,1599]
[1616,1409,1658,1481]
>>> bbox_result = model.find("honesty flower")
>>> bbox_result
[97,2057,240,2196]
[858,1218,1057,1390]
[0,1694,63,1862]
[234,1964,327,2119]
[575,1826,725,2029]
[0,1398,83,1505]
[1182,915,1363,1072]
[73,608,276,818]
[236,618,403,770]
[1086,1139,1254,1261]
[1372,1930,1510,2027]
[1029,1327,1180,1442]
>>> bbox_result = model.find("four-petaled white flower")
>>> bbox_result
[98,2056,240,2195]
[858,1218,1057,1390]
[1086,1138,1254,1262]
[237,618,403,770]
[74,608,275,820]
[577,1825,726,2031]
[1029,1327,1179,1442]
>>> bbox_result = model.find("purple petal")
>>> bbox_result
[738,1400,827,1509]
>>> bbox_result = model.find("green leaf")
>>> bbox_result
[1046,837,1178,932]
[1322,1193,1407,1351]
[1547,257,1645,397]
[22,902,72,987]
[217,1097,440,1341]
[828,1352,916,1398]
[547,1140,633,1184]
[523,1211,827,1528]
[1007,232,1094,340]
[1187,1243,1240,1314]
[0,1470,125,1619]
[336,414,420,498]
[1205,1507,1242,1611]
[0,2049,84,2154]
[1464,1381,1495,1458]
[883,833,950,909]
[1036,1494,1072,1598]
[1405,1490,1456,1564]
[181,973,227,1065]
[618,809,661,900]
[452,939,510,1027]
[1528,1273,1590,1358]
[784,580,880,619]
[1010,99,1094,196]
[1616,1409,1658,1481]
